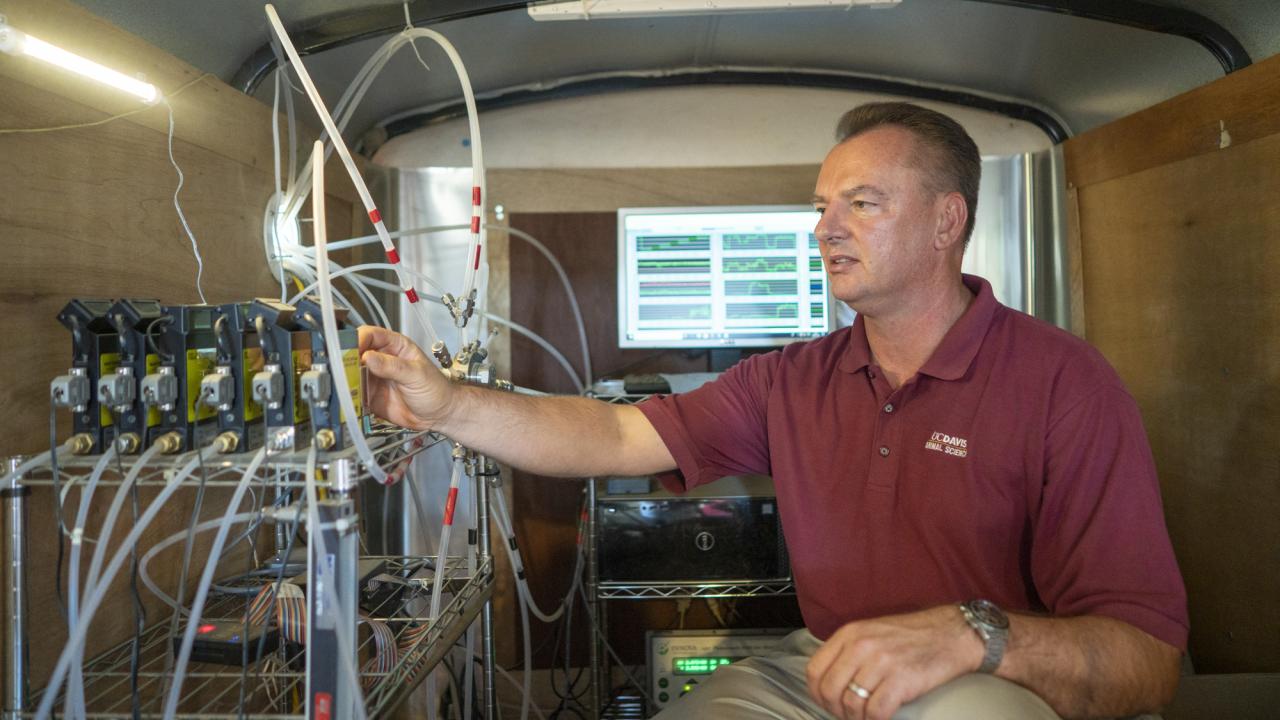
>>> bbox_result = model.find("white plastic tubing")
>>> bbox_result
[304,441,370,720]
[162,447,268,720]
[266,4,489,350]
[35,447,221,720]
[311,140,390,485]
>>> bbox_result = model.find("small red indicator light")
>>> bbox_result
[197,623,217,634]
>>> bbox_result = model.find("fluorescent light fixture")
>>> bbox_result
[529,0,901,21]
[0,16,158,103]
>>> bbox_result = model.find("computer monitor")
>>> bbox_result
[617,206,832,349]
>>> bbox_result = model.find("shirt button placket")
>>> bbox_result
[879,446,890,457]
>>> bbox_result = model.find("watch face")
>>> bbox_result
[971,600,1010,629]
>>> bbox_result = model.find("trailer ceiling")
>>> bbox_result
[69,0,1280,142]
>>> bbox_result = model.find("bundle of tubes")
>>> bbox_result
[0,3,620,719]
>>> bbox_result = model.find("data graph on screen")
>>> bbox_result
[618,207,831,348]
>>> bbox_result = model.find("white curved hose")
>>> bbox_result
[163,447,268,719]
[482,312,585,392]
[426,456,464,624]
[288,263,447,304]
[299,225,592,389]
[504,226,592,385]
[138,513,259,612]
[492,489,580,624]
[35,449,215,720]
[266,6,442,349]
[0,443,75,487]
[312,141,389,485]
[65,444,117,720]
[298,225,470,254]
[82,444,164,596]
[304,441,370,720]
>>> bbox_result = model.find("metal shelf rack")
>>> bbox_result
[3,429,499,720]
[584,392,795,719]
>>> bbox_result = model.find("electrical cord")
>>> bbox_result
[0,73,214,134]
[146,316,176,365]
[107,431,146,720]
[161,96,207,305]
[48,404,69,625]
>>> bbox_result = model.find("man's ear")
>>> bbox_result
[934,192,968,251]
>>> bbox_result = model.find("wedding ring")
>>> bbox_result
[847,681,871,700]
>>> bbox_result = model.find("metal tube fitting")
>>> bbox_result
[214,431,240,454]
[153,432,183,455]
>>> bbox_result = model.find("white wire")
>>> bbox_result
[402,1,433,74]
[162,98,207,305]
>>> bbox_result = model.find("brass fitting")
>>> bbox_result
[153,432,183,455]
[314,429,336,451]
[115,433,141,455]
[68,433,95,455]
[214,431,240,454]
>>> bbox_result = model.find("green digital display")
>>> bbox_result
[673,657,736,675]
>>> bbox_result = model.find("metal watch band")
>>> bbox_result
[960,599,1009,674]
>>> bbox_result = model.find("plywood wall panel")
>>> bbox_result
[0,0,361,690]
[1063,53,1280,189]
[1071,121,1280,673]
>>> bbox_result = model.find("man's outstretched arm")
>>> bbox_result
[358,325,676,478]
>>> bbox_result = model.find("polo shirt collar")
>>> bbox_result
[837,274,999,380]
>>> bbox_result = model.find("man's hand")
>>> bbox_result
[358,325,453,430]
[805,606,982,720]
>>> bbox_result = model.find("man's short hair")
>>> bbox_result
[835,102,981,244]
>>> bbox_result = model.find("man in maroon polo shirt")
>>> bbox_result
[358,102,1186,720]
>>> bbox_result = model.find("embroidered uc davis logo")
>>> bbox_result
[925,431,968,458]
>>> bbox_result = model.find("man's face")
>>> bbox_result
[811,127,945,315]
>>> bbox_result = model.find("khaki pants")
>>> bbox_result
[653,629,1060,720]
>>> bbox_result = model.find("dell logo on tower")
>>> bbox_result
[695,531,715,552]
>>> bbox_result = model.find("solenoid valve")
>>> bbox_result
[442,341,512,391]
[51,368,91,412]
[300,364,331,407]
[201,367,236,411]
[98,368,135,412]
[141,366,179,412]
[252,364,285,409]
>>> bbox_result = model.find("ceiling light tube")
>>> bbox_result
[0,16,158,103]
[528,0,901,21]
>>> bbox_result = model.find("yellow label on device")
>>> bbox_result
[99,353,119,427]
[341,348,362,421]
[145,354,161,427]
[187,349,217,422]
[292,349,312,423]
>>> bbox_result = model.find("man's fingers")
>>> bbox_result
[864,676,907,720]
[363,350,419,385]
[358,325,429,363]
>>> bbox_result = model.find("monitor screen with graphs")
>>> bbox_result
[617,206,832,349]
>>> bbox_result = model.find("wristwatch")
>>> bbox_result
[959,599,1009,673]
